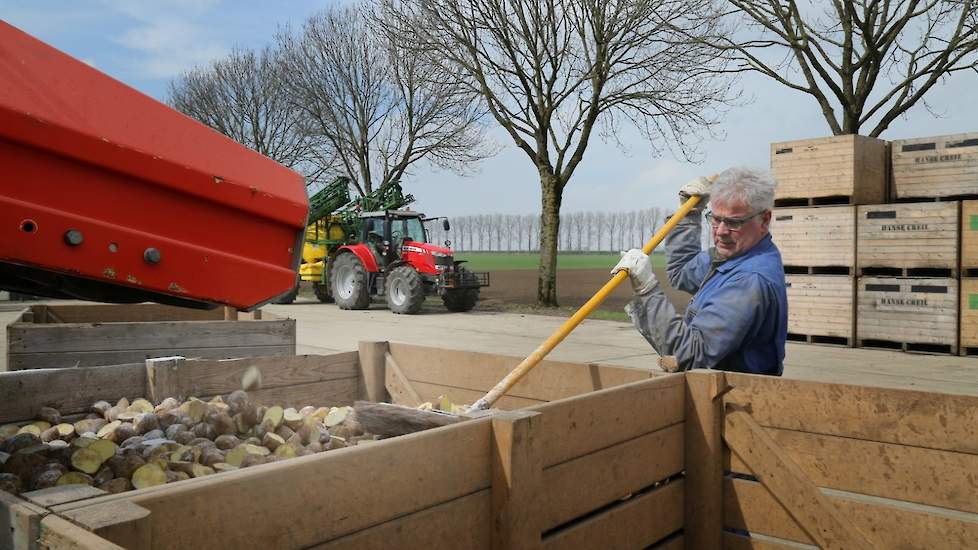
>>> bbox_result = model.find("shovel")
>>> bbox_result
[354,194,704,436]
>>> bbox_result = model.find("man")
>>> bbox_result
[612,167,787,375]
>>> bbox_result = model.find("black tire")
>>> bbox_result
[385,265,425,314]
[271,278,299,304]
[331,253,371,310]
[313,282,333,303]
[442,267,480,312]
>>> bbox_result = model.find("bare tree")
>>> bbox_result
[168,47,323,180]
[708,1,978,136]
[277,4,493,197]
[381,0,734,305]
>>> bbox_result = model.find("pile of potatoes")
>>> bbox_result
[0,390,370,496]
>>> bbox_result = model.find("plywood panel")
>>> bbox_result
[892,133,978,199]
[785,275,855,340]
[771,135,886,204]
[857,276,958,350]
[771,206,855,268]
[857,202,959,272]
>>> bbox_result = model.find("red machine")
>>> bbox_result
[0,22,308,310]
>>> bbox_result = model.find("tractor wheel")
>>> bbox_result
[271,278,299,304]
[442,267,480,312]
[332,253,370,310]
[313,282,333,303]
[385,265,425,314]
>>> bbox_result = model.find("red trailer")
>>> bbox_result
[0,21,307,310]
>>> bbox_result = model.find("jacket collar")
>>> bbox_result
[712,233,774,273]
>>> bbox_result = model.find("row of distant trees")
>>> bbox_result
[426,208,670,252]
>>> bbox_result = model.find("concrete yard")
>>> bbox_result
[2,299,976,396]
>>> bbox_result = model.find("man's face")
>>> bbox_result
[709,198,771,260]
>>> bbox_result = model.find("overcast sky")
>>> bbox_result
[4,1,978,217]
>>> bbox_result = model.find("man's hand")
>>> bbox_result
[612,249,657,295]
[678,176,713,203]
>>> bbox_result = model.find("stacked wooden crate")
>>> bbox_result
[960,200,978,355]
[770,135,887,346]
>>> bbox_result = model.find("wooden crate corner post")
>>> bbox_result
[490,409,543,550]
[358,341,391,402]
[684,370,726,550]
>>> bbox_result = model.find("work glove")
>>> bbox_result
[611,249,657,295]
[678,176,713,205]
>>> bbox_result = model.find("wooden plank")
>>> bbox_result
[0,363,145,423]
[892,132,978,198]
[723,405,873,549]
[962,278,978,352]
[143,353,360,401]
[490,411,542,549]
[540,422,684,531]
[529,374,684,467]
[23,486,107,508]
[7,319,295,353]
[8,344,294,371]
[409,381,546,410]
[384,351,422,406]
[771,206,855,268]
[247,378,360,409]
[785,275,855,341]
[857,276,958,351]
[313,491,491,549]
[36,303,223,323]
[388,342,650,402]
[54,418,493,549]
[541,480,684,550]
[723,373,978,454]
[857,202,960,272]
[358,341,388,402]
[37,515,125,550]
[725,427,978,514]
[962,200,978,271]
[655,534,685,550]
[723,532,816,549]
[1,490,46,550]
[723,477,978,548]
[684,370,725,550]
[222,306,238,321]
[59,501,151,548]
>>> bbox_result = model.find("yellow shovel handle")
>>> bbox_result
[467,194,703,412]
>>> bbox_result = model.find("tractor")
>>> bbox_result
[276,178,488,314]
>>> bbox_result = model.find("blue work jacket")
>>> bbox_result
[627,210,787,375]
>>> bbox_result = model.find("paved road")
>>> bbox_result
[3,299,977,396]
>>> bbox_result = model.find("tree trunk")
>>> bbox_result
[537,174,562,306]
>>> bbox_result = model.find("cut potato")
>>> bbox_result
[70,448,105,475]
[57,472,94,486]
[132,464,167,489]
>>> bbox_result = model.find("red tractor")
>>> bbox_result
[330,210,488,314]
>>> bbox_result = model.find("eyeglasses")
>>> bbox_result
[705,209,766,231]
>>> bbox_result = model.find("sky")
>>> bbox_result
[4,1,978,218]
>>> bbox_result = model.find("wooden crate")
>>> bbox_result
[771,135,887,206]
[5,303,295,370]
[0,342,685,549]
[772,206,855,272]
[714,370,978,549]
[785,275,855,346]
[962,200,978,275]
[857,276,958,354]
[961,278,978,356]
[857,201,959,276]
[891,132,978,199]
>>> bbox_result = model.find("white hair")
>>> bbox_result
[710,167,776,212]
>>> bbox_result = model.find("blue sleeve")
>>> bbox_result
[664,210,710,294]
[628,273,768,370]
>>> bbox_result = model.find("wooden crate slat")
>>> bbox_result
[892,133,978,199]
[0,490,47,550]
[961,278,978,353]
[0,362,146,423]
[857,202,960,272]
[724,427,978,515]
[311,490,491,550]
[771,206,855,269]
[540,422,684,531]
[8,344,294,371]
[388,342,651,402]
[246,378,360,409]
[723,477,978,548]
[529,375,685,467]
[408,380,546,410]
[723,531,812,549]
[35,303,225,323]
[771,135,886,205]
[785,275,854,341]
[857,276,958,350]
[38,514,125,550]
[53,418,493,550]
[723,373,978,454]
[962,200,978,272]
[541,480,684,549]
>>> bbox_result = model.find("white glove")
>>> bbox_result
[612,249,657,295]
[679,176,712,203]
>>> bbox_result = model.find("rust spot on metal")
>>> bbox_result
[168,282,187,293]
[103,267,116,278]
[126,275,141,285]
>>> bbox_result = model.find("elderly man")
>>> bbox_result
[612,167,787,375]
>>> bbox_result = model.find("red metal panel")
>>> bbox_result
[339,244,379,273]
[0,22,308,309]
